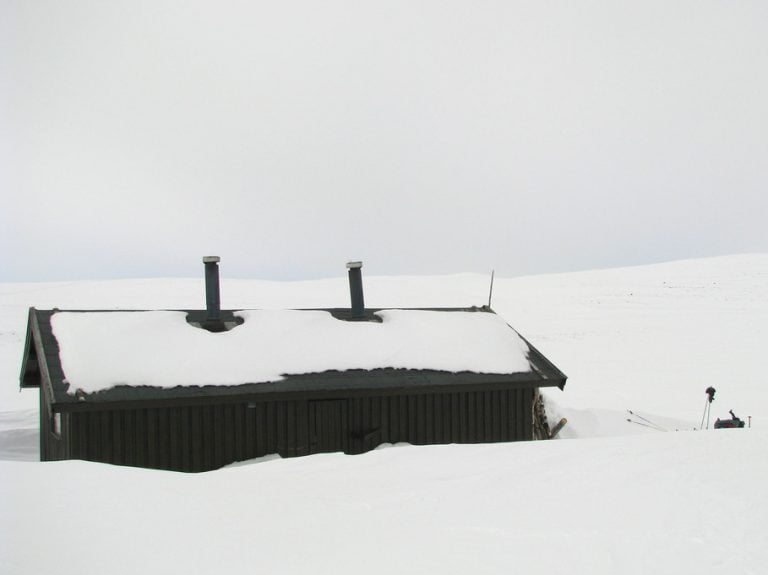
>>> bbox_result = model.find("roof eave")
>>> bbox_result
[51,371,558,412]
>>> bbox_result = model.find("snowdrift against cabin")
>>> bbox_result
[51,309,533,393]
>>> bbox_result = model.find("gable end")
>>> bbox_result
[20,308,41,389]
[19,308,60,412]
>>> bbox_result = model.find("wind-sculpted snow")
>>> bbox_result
[1,430,766,574]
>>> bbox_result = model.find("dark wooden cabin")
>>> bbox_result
[19,260,567,472]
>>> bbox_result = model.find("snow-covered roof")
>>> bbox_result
[50,309,533,394]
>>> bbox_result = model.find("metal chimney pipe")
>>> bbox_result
[346,261,365,319]
[203,256,221,322]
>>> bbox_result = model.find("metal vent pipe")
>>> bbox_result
[203,256,221,322]
[346,261,365,319]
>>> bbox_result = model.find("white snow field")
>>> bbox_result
[1,254,767,574]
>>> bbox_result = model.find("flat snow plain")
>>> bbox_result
[2,254,767,574]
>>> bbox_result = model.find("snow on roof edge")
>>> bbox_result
[49,308,534,395]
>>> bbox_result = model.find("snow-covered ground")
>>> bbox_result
[2,254,767,573]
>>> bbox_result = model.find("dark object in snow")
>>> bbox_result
[18,263,568,473]
[21,306,566,471]
[714,410,745,429]
[487,270,495,308]
[549,418,567,439]
[346,261,367,320]
[203,256,222,325]
[193,257,243,332]
[701,387,717,430]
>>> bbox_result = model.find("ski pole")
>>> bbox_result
[626,419,666,431]
[627,410,667,432]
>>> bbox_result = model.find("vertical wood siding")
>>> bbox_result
[59,388,534,472]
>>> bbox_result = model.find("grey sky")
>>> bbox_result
[2,1,766,282]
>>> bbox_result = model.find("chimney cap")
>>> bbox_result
[203,256,220,264]
[346,261,363,269]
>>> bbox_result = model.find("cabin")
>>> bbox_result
[19,259,567,472]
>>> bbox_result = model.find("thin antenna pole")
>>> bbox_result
[487,270,495,308]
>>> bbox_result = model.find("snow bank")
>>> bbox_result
[2,429,765,574]
[50,309,532,393]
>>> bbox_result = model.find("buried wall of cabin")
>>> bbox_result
[46,387,536,472]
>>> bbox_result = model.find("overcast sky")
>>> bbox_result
[1,1,766,282]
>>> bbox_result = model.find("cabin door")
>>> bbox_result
[309,400,348,454]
